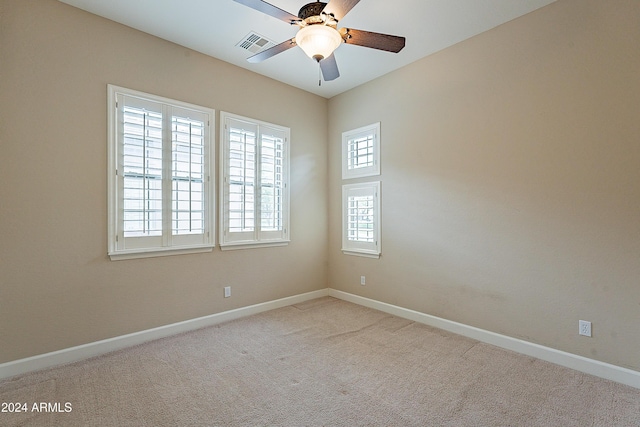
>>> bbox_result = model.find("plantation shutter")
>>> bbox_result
[347,130,375,171]
[224,117,258,243]
[258,125,287,241]
[342,122,380,179]
[170,106,209,247]
[118,95,164,250]
[342,182,381,258]
[221,112,289,248]
[109,86,214,259]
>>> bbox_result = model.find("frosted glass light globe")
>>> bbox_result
[295,25,342,61]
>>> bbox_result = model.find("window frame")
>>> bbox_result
[219,111,290,250]
[342,181,381,258]
[107,84,215,260]
[342,122,380,180]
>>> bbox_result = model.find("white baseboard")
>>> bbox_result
[0,289,329,380]
[3,287,638,390]
[329,289,640,390]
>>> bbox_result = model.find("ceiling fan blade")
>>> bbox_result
[322,0,361,21]
[320,53,340,81]
[247,38,297,63]
[339,28,406,53]
[232,0,300,24]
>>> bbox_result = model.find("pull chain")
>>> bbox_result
[318,61,322,87]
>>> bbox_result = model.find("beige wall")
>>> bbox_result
[0,0,328,363]
[328,0,640,371]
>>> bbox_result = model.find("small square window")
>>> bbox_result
[342,122,380,179]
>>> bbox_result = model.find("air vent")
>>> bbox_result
[236,32,275,54]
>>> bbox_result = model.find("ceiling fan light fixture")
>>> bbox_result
[295,24,342,62]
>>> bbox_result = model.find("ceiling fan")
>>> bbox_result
[233,0,406,83]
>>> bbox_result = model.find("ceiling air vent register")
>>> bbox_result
[236,32,275,53]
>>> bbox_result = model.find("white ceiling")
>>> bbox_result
[58,0,556,98]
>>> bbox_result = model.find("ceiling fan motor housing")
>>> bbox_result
[298,2,330,21]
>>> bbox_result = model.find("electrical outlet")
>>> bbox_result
[360,276,366,286]
[579,320,591,337]
[224,286,231,298]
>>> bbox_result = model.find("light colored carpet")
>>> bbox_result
[1,297,639,426]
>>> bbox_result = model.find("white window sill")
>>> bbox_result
[220,241,290,251]
[109,245,214,261]
[341,249,381,259]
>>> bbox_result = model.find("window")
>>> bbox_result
[342,122,380,179]
[342,182,381,258]
[107,85,214,260]
[220,112,289,249]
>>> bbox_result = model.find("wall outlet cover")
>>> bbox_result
[579,320,591,337]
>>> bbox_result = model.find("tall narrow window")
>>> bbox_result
[108,85,214,260]
[342,122,380,179]
[342,182,381,258]
[220,112,289,249]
